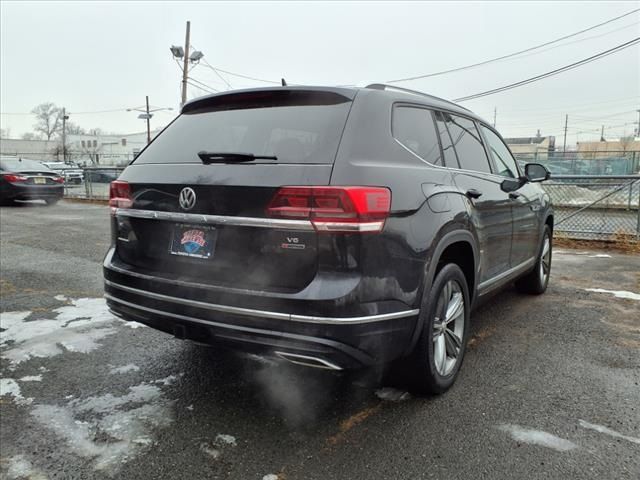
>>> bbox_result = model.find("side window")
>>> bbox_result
[480,126,519,178]
[392,106,442,166]
[444,113,492,174]
[434,111,459,168]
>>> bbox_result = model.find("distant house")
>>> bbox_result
[503,132,556,160]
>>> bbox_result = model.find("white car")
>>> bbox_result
[41,162,84,185]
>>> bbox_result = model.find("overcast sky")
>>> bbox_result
[1,1,639,146]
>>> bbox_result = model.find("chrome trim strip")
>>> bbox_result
[275,351,343,370]
[104,279,420,324]
[477,257,536,294]
[115,208,314,231]
[313,221,384,232]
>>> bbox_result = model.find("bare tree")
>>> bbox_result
[66,122,86,135]
[88,128,103,136]
[31,103,62,140]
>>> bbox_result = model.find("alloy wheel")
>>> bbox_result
[432,279,465,376]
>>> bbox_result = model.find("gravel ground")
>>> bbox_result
[1,200,639,480]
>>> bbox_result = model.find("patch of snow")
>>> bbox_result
[0,378,33,405]
[375,387,411,402]
[579,419,640,445]
[31,381,174,473]
[120,321,146,329]
[1,298,119,365]
[200,443,221,459]
[54,294,68,302]
[588,254,612,258]
[6,455,48,480]
[498,424,577,452]
[585,288,640,301]
[263,475,279,480]
[154,373,183,386]
[186,404,194,411]
[216,434,237,446]
[19,375,43,382]
[109,364,140,375]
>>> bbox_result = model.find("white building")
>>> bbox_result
[67,129,162,166]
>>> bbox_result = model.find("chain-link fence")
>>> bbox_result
[63,167,125,200]
[543,175,639,241]
[514,151,640,176]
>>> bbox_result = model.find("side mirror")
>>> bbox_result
[525,163,550,182]
[500,177,525,193]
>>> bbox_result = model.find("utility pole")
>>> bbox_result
[562,114,568,153]
[493,107,497,128]
[636,109,640,137]
[600,125,605,142]
[61,107,69,162]
[181,21,191,106]
[145,96,151,144]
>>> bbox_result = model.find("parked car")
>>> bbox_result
[41,161,84,185]
[104,85,552,394]
[1,157,65,205]
[85,168,120,184]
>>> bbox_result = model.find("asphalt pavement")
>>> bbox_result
[1,200,639,480]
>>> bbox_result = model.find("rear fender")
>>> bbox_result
[404,228,478,355]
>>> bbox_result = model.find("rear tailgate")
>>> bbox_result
[112,89,355,292]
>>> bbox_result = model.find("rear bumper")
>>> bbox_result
[104,248,420,369]
[1,183,64,200]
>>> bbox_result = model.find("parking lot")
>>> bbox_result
[1,201,639,480]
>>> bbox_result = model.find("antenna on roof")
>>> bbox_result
[281,78,287,86]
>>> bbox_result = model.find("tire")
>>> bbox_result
[515,225,552,295]
[406,263,471,395]
[45,198,60,206]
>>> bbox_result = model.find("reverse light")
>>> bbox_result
[267,186,391,233]
[109,180,132,209]
[3,173,28,183]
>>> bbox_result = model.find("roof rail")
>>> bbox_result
[365,83,471,112]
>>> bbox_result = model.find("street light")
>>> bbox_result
[127,96,173,144]
[189,50,204,63]
[170,45,184,59]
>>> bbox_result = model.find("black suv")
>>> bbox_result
[104,84,552,393]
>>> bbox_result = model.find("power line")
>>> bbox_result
[387,8,640,83]
[186,80,216,95]
[201,60,234,90]
[203,65,281,85]
[453,37,640,102]
[187,76,220,93]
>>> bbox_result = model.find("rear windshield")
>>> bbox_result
[134,90,353,165]
[0,158,51,171]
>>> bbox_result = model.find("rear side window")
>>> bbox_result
[480,126,520,178]
[134,90,352,164]
[392,106,442,166]
[434,112,459,168]
[444,113,492,174]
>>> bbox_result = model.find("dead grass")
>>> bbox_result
[326,404,382,446]
[553,233,640,254]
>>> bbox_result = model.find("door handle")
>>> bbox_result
[509,192,521,199]
[466,189,483,199]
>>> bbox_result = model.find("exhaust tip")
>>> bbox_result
[274,351,342,371]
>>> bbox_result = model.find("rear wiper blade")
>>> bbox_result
[197,151,278,164]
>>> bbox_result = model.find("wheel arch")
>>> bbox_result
[405,230,478,355]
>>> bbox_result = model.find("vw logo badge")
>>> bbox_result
[179,187,196,211]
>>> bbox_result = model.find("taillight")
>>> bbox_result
[109,180,132,209]
[3,173,28,183]
[267,186,391,233]
[52,176,65,184]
